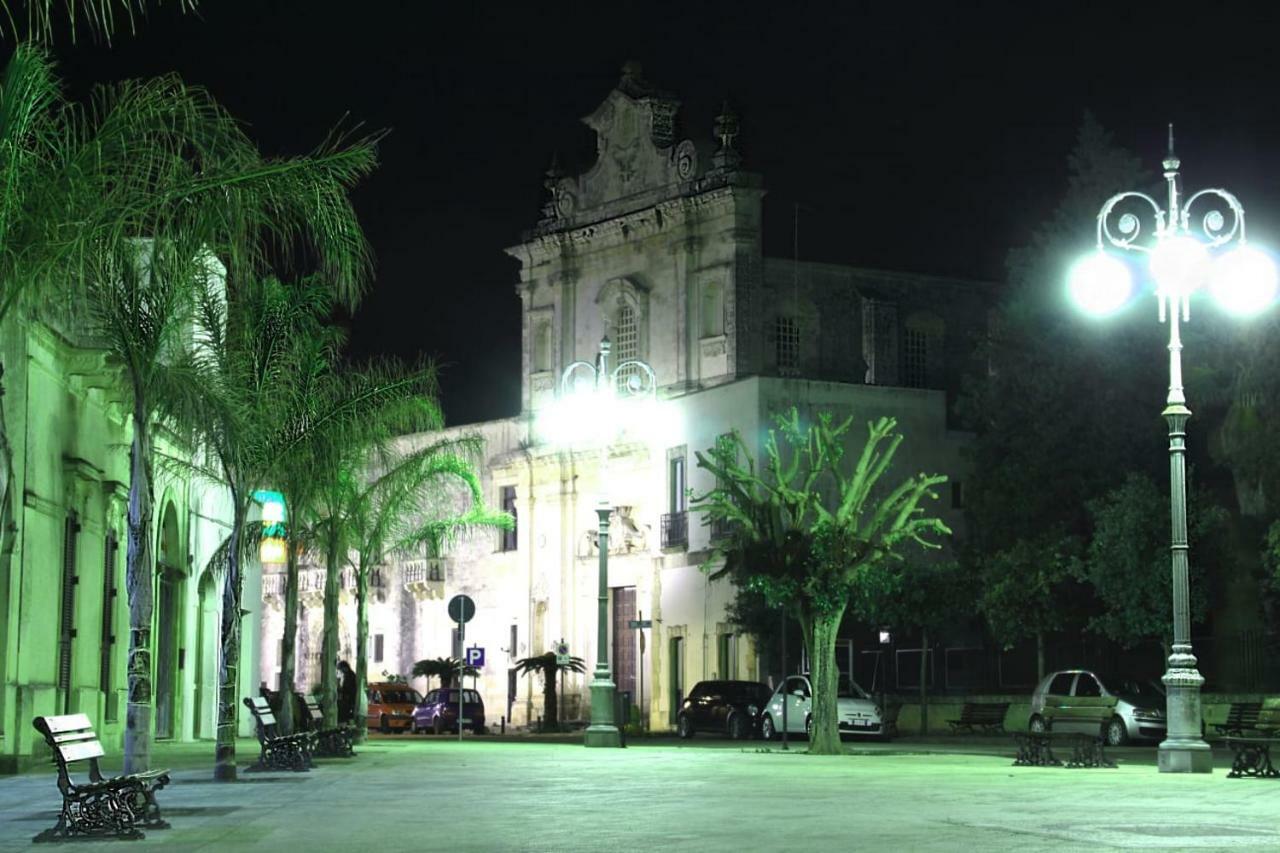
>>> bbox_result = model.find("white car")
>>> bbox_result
[760,674,886,740]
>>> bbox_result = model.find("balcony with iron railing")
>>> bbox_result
[709,516,734,543]
[661,511,688,550]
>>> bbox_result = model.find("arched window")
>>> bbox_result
[615,303,641,386]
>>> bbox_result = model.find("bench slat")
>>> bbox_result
[38,713,93,735]
[58,739,105,762]
[50,730,99,745]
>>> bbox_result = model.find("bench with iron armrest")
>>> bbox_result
[1013,696,1118,769]
[30,714,170,842]
[1213,701,1263,738]
[299,693,357,757]
[1224,698,1280,778]
[947,701,1010,734]
[243,696,313,771]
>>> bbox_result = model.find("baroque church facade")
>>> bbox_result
[259,65,989,731]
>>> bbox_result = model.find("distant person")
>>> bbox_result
[338,660,358,724]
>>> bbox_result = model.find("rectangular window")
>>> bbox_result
[99,531,118,702]
[717,633,737,680]
[903,327,929,388]
[500,485,518,552]
[57,514,80,712]
[373,633,384,663]
[772,316,800,375]
[668,455,686,514]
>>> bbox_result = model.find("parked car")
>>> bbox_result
[366,683,422,734]
[677,680,773,739]
[412,687,487,734]
[760,674,887,740]
[1028,669,1166,745]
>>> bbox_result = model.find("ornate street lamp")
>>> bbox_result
[539,336,658,748]
[1069,127,1276,773]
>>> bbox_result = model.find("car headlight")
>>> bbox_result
[1133,709,1165,721]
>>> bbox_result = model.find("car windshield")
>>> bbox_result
[837,675,870,699]
[1098,675,1164,698]
[380,689,421,704]
[440,690,481,704]
[724,684,769,703]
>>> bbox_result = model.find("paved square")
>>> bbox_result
[1,738,1277,851]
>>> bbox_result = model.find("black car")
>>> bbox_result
[677,680,773,739]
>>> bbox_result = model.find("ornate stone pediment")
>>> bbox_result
[546,63,700,223]
[579,505,651,557]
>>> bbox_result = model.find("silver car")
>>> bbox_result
[760,674,886,740]
[1028,669,1166,745]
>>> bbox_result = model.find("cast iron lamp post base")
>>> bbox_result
[584,667,621,748]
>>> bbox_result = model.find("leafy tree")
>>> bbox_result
[514,653,586,731]
[1073,472,1228,655]
[693,409,950,755]
[412,657,479,690]
[976,535,1084,681]
[342,433,511,741]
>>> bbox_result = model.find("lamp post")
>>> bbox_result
[1070,127,1276,773]
[543,336,658,748]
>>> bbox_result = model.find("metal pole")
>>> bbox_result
[458,619,464,743]
[780,606,788,751]
[638,610,645,732]
[584,499,620,747]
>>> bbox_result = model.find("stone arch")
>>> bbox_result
[154,499,185,739]
[194,568,219,739]
[595,276,650,364]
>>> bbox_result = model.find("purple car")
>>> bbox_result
[411,687,486,734]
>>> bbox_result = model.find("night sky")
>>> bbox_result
[44,1,1280,424]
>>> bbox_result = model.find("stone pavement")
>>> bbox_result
[1,736,1277,851]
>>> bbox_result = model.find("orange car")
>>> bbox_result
[366,682,422,733]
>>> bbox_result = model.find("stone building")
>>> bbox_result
[259,65,989,731]
[0,273,260,772]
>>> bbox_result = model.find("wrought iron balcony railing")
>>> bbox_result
[661,511,688,550]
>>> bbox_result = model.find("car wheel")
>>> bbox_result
[761,714,777,741]
[432,715,444,736]
[379,715,390,734]
[1105,716,1129,746]
[805,715,814,739]
[729,712,751,740]
[1028,715,1047,735]
[677,713,695,739]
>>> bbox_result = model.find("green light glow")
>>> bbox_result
[1068,251,1132,316]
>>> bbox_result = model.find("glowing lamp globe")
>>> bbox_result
[260,536,286,565]
[1069,252,1132,316]
[1209,245,1277,317]
[1150,235,1211,291]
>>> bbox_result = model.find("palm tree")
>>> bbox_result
[1,0,197,44]
[342,431,511,741]
[412,657,478,690]
[514,653,586,732]
[78,72,377,772]
[168,275,338,780]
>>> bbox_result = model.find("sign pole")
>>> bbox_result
[458,618,465,743]
[638,610,645,732]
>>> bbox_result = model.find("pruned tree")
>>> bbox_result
[514,653,585,731]
[693,408,951,755]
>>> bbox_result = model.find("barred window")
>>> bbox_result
[772,316,800,375]
[903,326,930,388]
[615,303,641,388]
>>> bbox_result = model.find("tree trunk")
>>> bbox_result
[319,530,340,730]
[213,499,245,781]
[918,628,929,736]
[277,530,300,735]
[1036,630,1045,682]
[543,662,558,731]
[808,606,845,755]
[354,565,369,743]
[123,402,155,774]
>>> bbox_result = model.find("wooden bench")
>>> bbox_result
[1213,701,1263,738]
[31,713,170,841]
[243,696,313,771]
[1224,698,1280,779]
[299,693,356,758]
[1013,695,1117,769]
[947,701,1009,734]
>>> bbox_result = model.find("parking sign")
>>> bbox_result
[465,646,485,668]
